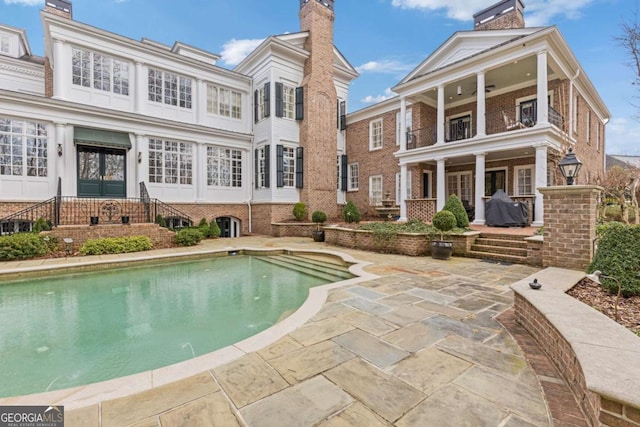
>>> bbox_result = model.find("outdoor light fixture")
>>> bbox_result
[558,148,582,185]
[138,152,142,163]
[57,143,63,156]
[457,85,462,96]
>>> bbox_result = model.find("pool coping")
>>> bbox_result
[0,247,379,410]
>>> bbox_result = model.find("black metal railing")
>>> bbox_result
[445,116,474,142]
[407,124,437,149]
[0,197,58,235]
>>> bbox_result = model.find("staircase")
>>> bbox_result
[468,233,529,264]
[259,254,353,282]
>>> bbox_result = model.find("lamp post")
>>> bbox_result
[558,148,582,185]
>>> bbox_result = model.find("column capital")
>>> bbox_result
[534,143,549,150]
[53,121,67,127]
[476,69,485,76]
[435,157,447,163]
[537,49,548,56]
[473,151,488,157]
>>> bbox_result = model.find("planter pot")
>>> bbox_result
[312,230,325,242]
[90,216,99,226]
[431,240,453,260]
[121,215,130,225]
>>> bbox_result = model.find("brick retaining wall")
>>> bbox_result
[42,224,176,251]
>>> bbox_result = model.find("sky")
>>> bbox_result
[0,0,636,155]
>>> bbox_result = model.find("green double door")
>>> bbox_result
[77,146,127,198]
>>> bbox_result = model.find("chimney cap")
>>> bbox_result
[300,0,334,11]
[45,0,73,17]
[473,0,524,27]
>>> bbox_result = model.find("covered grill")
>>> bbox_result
[485,190,528,227]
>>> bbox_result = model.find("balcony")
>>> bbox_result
[406,103,565,150]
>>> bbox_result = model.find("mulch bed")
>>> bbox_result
[567,278,640,336]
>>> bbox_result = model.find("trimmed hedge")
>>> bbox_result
[175,228,203,246]
[0,233,51,260]
[588,221,640,297]
[443,194,469,228]
[343,200,361,223]
[432,210,457,234]
[293,202,307,221]
[80,236,153,255]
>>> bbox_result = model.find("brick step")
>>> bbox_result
[470,244,528,257]
[474,238,527,249]
[479,233,529,241]
[467,250,528,264]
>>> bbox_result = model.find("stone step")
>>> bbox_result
[474,238,527,249]
[478,232,528,241]
[259,255,352,283]
[470,244,528,257]
[277,254,353,279]
[466,250,528,265]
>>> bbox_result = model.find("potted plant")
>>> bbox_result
[431,210,456,260]
[292,202,308,221]
[90,216,99,226]
[311,210,327,242]
[121,215,130,225]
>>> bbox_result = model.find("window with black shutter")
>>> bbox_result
[339,100,346,131]
[340,154,348,191]
[264,145,270,188]
[295,87,304,120]
[254,148,259,188]
[263,82,270,118]
[254,90,259,123]
[296,147,304,188]
[275,82,283,118]
[276,144,284,188]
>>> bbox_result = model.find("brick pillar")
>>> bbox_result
[539,185,602,270]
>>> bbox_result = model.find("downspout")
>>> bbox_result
[247,135,254,234]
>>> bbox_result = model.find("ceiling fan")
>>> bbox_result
[471,84,496,95]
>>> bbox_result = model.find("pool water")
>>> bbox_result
[0,255,329,398]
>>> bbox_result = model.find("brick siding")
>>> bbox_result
[474,10,525,31]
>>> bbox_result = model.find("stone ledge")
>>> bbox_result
[512,267,640,426]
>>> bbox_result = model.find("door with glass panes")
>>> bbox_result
[77,146,126,198]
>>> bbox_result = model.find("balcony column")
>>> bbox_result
[134,61,145,114]
[52,39,69,100]
[437,85,445,144]
[400,97,407,151]
[476,71,486,137]
[436,157,446,211]
[533,144,548,227]
[473,152,487,225]
[399,163,408,221]
[536,50,549,125]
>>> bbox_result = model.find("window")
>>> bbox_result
[255,145,270,189]
[337,155,348,191]
[207,85,242,119]
[1,36,10,54]
[369,119,383,150]
[255,83,270,122]
[396,109,412,145]
[276,83,302,120]
[0,118,47,177]
[369,176,383,206]
[282,147,295,187]
[396,171,412,204]
[72,48,128,95]
[207,146,242,187]
[485,169,506,197]
[338,100,346,131]
[348,163,359,191]
[446,113,472,142]
[447,172,472,204]
[596,122,601,152]
[514,166,534,196]
[148,68,192,109]
[586,111,591,144]
[148,138,192,184]
[282,85,295,119]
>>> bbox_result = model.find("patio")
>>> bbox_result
[0,236,587,426]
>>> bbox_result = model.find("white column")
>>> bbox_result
[436,158,446,211]
[134,61,145,114]
[54,123,66,183]
[476,71,486,137]
[196,79,206,125]
[437,85,445,144]
[533,144,548,227]
[399,163,408,221]
[536,50,549,125]
[52,39,68,100]
[136,134,147,195]
[473,152,486,225]
[400,97,407,151]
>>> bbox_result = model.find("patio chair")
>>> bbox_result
[502,111,526,130]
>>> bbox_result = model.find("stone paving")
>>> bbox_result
[1,236,559,426]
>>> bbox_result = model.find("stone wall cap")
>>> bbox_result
[524,235,543,242]
[538,185,604,194]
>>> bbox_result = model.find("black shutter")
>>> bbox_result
[295,87,304,120]
[339,101,346,131]
[275,82,283,118]
[254,90,259,123]
[276,144,284,188]
[254,149,259,188]
[296,147,304,189]
[263,82,270,118]
[340,154,348,191]
[264,145,270,188]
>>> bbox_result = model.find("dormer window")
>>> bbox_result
[0,36,9,54]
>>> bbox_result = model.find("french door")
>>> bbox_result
[77,146,126,198]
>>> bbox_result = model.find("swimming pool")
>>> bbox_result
[0,253,349,398]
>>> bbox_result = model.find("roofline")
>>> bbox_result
[346,95,401,123]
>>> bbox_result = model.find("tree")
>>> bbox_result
[603,166,635,224]
[617,9,640,115]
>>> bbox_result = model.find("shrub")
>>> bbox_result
[198,218,208,227]
[80,236,152,255]
[588,221,640,297]
[155,214,167,228]
[0,233,51,260]
[33,217,52,233]
[293,202,308,221]
[175,228,204,246]
[432,210,457,240]
[443,195,469,228]
[342,201,361,223]
[311,210,327,223]
[208,219,221,238]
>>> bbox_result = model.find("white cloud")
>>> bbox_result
[390,0,596,26]
[361,88,396,104]
[606,117,640,155]
[220,38,264,67]
[356,60,414,74]
[3,0,41,5]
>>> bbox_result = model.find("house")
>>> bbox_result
[0,0,356,236]
[345,0,610,226]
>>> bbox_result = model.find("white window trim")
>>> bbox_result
[395,170,412,205]
[513,165,535,196]
[484,167,508,197]
[396,108,412,145]
[422,169,433,199]
[515,91,555,121]
[369,118,383,151]
[586,111,591,144]
[369,175,383,206]
[348,163,359,191]
[445,171,473,204]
